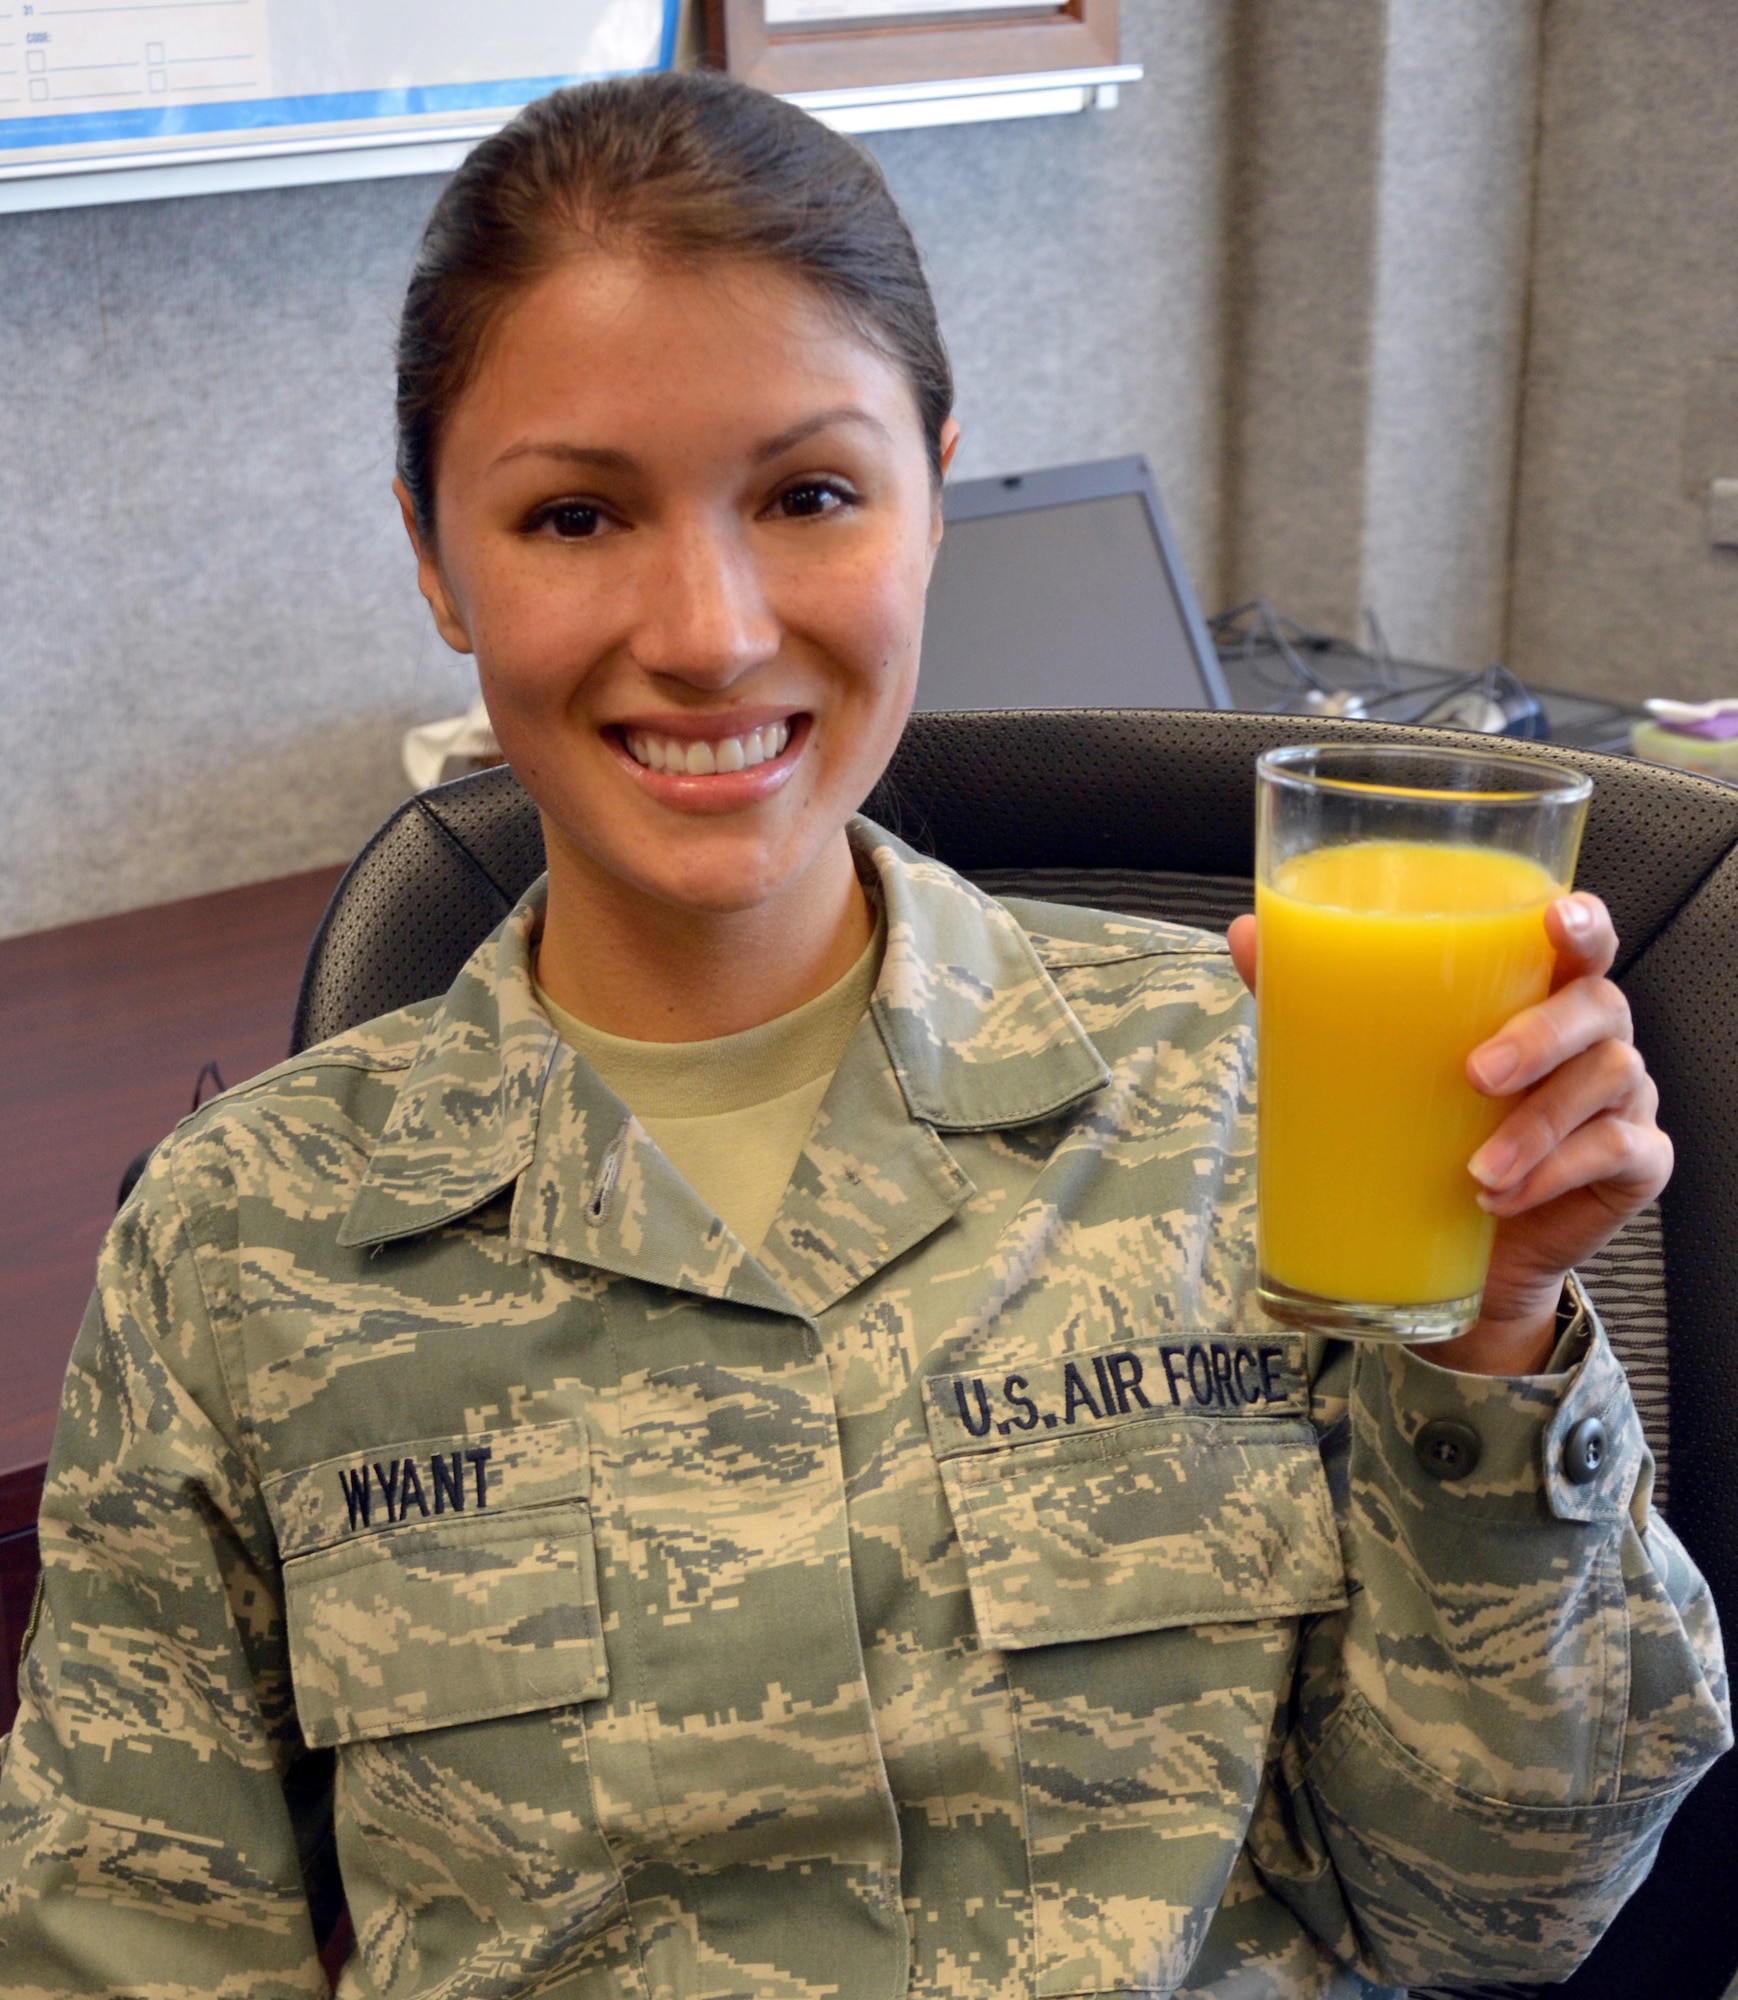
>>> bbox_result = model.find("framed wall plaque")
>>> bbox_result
[704,1,1119,97]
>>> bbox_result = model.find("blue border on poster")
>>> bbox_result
[0,0,679,156]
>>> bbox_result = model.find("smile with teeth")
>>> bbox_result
[624,719,792,775]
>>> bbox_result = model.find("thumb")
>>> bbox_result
[1227,913,1257,994]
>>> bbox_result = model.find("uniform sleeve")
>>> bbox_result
[1247,1285,1733,1992]
[0,1145,327,1998]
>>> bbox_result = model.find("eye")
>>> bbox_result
[533,501,606,541]
[773,481,853,521]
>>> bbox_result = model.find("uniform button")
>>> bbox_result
[1415,1418,1482,1481]
[1563,1415,1609,1485]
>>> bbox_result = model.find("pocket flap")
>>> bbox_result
[284,1501,609,1747]
[924,1335,1346,1651]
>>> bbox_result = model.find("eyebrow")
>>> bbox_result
[486,406,891,477]
[488,441,635,475]
[750,406,891,463]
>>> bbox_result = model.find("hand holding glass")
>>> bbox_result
[1254,745,1591,1343]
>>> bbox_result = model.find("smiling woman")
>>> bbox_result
[393,75,957,1040]
[0,67,1725,2000]
[401,249,951,1039]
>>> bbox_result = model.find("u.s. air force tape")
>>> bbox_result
[923,1335,1308,1454]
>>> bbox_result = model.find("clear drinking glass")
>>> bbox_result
[1254,744,1592,1343]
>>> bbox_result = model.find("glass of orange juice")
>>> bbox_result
[1255,744,1591,1342]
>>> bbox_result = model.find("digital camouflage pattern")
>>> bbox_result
[0,818,1728,2000]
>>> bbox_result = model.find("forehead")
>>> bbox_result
[453,251,915,446]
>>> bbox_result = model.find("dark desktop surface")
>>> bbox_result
[1518,685,1642,753]
[0,867,344,1731]
[1214,640,1639,754]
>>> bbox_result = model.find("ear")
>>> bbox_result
[395,477,474,657]
[928,417,962,560]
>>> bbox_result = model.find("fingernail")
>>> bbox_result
[1559,895,1596,937]
[1471,1045,1519,1091]
[1469,1136,1518,1188]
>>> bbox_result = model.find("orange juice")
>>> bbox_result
[1257,840,1559,1307]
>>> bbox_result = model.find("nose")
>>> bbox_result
[628,514,780,690]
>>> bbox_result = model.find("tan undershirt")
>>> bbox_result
[535,920,884,1255]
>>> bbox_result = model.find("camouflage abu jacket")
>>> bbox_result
[0,819,1729,2000]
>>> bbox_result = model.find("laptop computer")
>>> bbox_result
[917,455,1230,713]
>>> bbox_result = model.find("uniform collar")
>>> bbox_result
[338,817,1109,1284]
[858,819,1110,1129]
[335,893,560,1253]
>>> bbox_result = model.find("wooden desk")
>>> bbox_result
[0,866,341,1730]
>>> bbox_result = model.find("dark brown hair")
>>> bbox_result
[395,70,952,538]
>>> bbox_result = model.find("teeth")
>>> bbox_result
[625,720,792,775]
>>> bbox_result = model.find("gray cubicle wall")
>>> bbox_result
[3,0,1734,938]
[1505,0,1738,708]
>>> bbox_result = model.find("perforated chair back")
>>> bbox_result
[293,709,1738,2000]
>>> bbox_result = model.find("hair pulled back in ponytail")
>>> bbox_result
[395,70,953,539]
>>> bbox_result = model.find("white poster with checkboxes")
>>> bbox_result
[3,1,274,120]
[0,0,670,168]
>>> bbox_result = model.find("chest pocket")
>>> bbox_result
[923,1334,1346,1997]
[265,1418,609,1747]
[924,1334,1345,1649]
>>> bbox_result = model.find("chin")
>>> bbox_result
[569,810,820,917]
[638,844,811,916]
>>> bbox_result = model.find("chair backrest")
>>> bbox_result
[294,708,1738,2000]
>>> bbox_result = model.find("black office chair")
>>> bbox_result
[294,709,1738,2000]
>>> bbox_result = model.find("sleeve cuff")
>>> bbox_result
[1544,1272,1595,1373]
[1358,1276,1644,1527]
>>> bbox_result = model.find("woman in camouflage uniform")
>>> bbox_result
[0,71,1727,2000]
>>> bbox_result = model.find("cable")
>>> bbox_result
[1209,603,1559,739]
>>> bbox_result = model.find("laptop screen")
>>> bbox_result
[916,461,1228,713]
